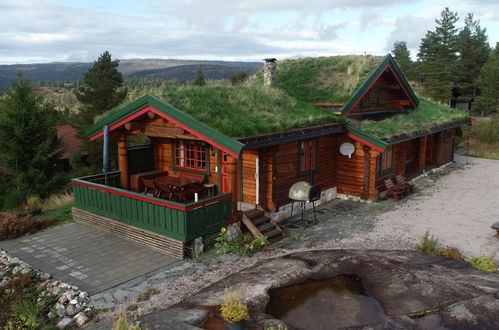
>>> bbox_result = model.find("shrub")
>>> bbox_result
[126,304,138,311]
[112,314,141,330]
[0,215,56,240]
[466,256,497,273]
[220,288,249,323]
[415,231,439,254]
[12,300,40,328]
[437,247,463,260]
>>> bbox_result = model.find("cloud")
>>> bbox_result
[385,15,435,56]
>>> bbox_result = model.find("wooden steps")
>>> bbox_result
[241,209,286,244]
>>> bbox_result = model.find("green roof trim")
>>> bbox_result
[340,54,419,115]
[86,94,245,157]
[346,124,389,151]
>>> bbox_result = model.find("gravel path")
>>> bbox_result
[92,156,499,323]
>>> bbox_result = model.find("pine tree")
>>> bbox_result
[392,41,414,80]
[457,14,490,98]
[74,51,128,128]
[193,69,206,86]
[475,43,499,115]
[0,73,65,209]
[73,51,127,169]
[418,7,459,103]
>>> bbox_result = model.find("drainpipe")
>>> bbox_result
[103,125,110,185]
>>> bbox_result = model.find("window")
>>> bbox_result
[379,146,393,174]
[299,139,317,174]
[174,140,207,172]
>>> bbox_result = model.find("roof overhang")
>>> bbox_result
[345,124,388,152]
[86,95,244,159]
[241,124,344,149]
[383,120,467,145]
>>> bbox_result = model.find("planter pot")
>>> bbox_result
[226,320,245,330]
[26,209,42,217]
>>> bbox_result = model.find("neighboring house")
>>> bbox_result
[71,54,468,258]
[0,125,85,174]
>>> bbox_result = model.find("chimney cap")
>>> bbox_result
[263,58,277,63]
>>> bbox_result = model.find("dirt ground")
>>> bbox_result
[342,155,499,262]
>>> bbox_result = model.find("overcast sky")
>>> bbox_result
[1,0,498,64]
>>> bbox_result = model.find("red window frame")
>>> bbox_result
[299,139,317,174]
[174,140,207,173]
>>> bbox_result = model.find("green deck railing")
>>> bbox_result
[72,172,231,242]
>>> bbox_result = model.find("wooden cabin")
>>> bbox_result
[71,54,468,258]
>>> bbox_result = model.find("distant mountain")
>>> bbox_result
[0,59,261,92]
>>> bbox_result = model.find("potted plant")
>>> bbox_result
[25,196,42,216]
[220,288,249,330]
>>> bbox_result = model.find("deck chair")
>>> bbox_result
[395,174,414,194]
[141,178,159,197]
[154,181,174,200]
[384,178,405,202]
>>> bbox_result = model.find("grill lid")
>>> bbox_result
[289,181,311,201]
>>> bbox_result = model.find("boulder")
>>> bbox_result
[57,317,75,329]
[173,250,499,329]
[74,312,89,327]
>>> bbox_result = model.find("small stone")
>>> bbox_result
[55,304,65,317]
[59,295,68,303]
[37,297,42,303]
[9,257,20,263]
[79,291,88,299]
[71,285,79,291]
[41,272,51,279]
[20,267,32,275]
[47,311,56,319]
[12,266,22,274]
[65,304,76,316]
[59,282,68,289]
[4,288,11,294]
[39,291,46,297]
[74,312,88,327]
[56,317,74,329]
[69,298,78,305]
[74,304,83,314]
[52,287,63,296]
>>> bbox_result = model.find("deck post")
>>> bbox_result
[118,134,129,189]
[368,149,380,200]
[227,155,239,222]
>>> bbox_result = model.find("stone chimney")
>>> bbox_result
[263,58,277,88]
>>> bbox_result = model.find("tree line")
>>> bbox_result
[391,7,498,115]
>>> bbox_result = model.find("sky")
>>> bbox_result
[0,0,498,65]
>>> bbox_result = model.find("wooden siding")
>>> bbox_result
[268,135,337,209]
[440,129,455,165]
[349,70,412,116]
[335,136,366,197]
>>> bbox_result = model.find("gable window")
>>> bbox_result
[174,140,207,172]
[299,139,317,174]
[379,146,393,174]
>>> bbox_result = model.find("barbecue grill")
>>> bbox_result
[289,181,321,223]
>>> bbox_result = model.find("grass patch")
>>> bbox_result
[458,116,499,160]
[351,98,468,139]
[112,314,141,330]
[415,231,439,254]
[38,202,74,225]
[137,288,160,302]
[95,82,343,138]
[249,55,383,104]
[466,256,497,273]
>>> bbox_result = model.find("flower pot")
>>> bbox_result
[226,320,245,330]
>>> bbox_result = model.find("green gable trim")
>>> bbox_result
[340,54,419,116]
[86,94,244,158]
[346,124,389,151]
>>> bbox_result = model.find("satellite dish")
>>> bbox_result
[339,143,355,158]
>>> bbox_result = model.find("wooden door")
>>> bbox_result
[425,135,435,163]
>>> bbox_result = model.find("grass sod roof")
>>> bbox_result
[349,98,468,140]
[248,55,384,105]
[93,84,343,139]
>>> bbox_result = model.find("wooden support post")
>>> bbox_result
[362,146,370,200]
[368,150,380,200]
[419,136,427,173]
[118,134,129,190]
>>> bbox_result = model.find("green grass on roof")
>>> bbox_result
[350,98,468,139]
[158,84,342,138]
[95,83,343,138]
[249,55,383,104]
